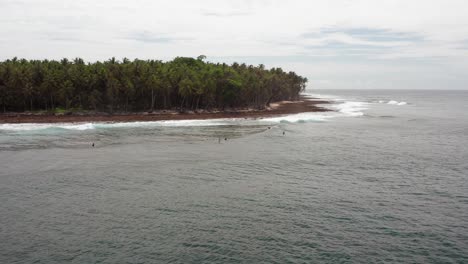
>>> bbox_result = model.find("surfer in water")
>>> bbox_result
[92,143,95,147]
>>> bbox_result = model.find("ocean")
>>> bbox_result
[1,89,467,263]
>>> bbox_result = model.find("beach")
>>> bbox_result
[0,96,330,124]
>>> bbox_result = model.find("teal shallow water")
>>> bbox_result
[1,90,467,263]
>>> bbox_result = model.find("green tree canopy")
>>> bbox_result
[0,56,308,112]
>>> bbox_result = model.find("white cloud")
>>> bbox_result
[0,0,468,89]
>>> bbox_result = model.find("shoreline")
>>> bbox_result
[0,97,330,124]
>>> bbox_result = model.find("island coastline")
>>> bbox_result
[0,96,330,124]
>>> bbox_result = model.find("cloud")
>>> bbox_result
[201,11,251,17]
[126,31,176,44]
[0,0,468,89]
[292,27,426,59]
[455,39,468,50]
[318,28,424,42]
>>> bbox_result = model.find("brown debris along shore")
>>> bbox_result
[0,97,330,124]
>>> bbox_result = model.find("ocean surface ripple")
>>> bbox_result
[1,90,467,263]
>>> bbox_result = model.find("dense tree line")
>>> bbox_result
[0,56,307,113]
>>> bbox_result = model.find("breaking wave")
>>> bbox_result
[0,119,233,132]
[261,112,331,123]
[0,93,372,132]
[332,101,368,116]
[0,123,95,132]
[378,100,407,106]
[303,92,368,117]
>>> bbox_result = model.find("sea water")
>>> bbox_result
[0,90,467,263]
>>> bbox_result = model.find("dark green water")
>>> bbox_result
[1,90,467,263]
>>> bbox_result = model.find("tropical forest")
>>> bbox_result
[0,56,308,113]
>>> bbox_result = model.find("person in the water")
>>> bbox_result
[92,143,95,147]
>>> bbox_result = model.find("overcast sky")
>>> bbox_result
[1,0,468,89]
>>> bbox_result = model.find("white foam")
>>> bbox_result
[261,112,331,123]
[0,123,96,131]
[0,119,235,132]
[302,92,368,117]
[379,100,407,106]
[260,100,368,123]
[332,101,368,117]
[94,119,232,129]
[59,123,96,130]
[0,93,374,132]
